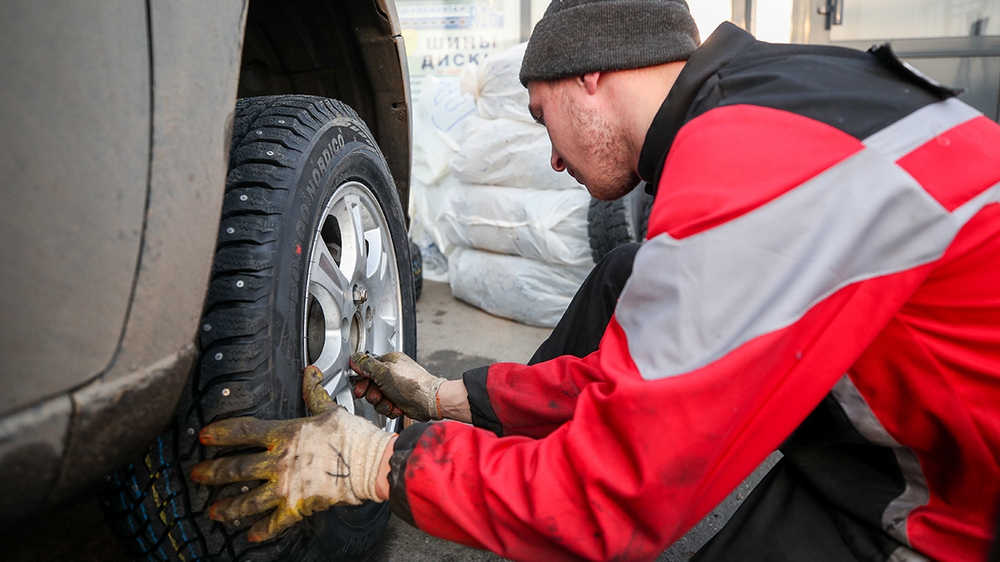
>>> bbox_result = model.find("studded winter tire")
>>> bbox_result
[98,95,416,562]
[587,183,654,263]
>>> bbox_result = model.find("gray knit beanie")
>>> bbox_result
[520,0,701,86]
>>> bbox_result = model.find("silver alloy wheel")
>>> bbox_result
[303,180,403,430]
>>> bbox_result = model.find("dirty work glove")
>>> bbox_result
[350,351,446,422]
[190,366,394,543]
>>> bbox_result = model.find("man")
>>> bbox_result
[191,0,1000,560]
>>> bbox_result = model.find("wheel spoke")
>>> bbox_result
[347,196,368,280]
[324,371,350,399]
[328,194,366,282]
[364,227,385,280]
[310,238,351,298]
[369,310,399,355]
[324,380,354,414]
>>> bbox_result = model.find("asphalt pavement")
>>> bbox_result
[0,280,774,562]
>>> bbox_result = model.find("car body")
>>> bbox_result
[0,0,411,520]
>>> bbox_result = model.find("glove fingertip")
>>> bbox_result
[302,369,337,415]
[352,378,369,398]
[303,367,324,391]
[348,352,368,373]
[365,386,384,404]
[198,425,218,446]
[303,364,323,380]
[247,521,272,543]
[190,460,212,483]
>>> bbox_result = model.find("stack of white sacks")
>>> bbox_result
[408,43,595,327]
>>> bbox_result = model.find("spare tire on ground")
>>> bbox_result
[98,95,416,562]
[587,183,654,263]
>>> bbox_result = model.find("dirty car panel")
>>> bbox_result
[0,0,412,528]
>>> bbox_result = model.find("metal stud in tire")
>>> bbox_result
[99,95,416,562]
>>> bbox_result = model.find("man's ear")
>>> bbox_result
[581,72,601,95]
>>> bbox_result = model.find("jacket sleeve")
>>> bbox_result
[464,351,614,438]
[387,102,997,561]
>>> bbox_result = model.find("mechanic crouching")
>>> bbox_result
[190,0,1000,560]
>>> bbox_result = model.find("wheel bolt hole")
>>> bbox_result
[306,295,325,365]
[321,216,343,266]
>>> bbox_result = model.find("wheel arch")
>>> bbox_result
[238,0,412,220]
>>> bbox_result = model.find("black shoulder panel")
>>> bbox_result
[464,365,504,437]
[388,422,431,527]
[688,41,950,140]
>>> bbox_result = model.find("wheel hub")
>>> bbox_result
[302,181,403,429]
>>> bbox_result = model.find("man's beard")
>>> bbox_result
[568,96,641,201]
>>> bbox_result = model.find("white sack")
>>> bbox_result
[448,247,593,328]
[439,185,593,267]
[408,216,450,283]
[412,75,478,185]
[449,117,582,190]
[460,42,533,123]
[408,75,478,281]
[408,174,463,282]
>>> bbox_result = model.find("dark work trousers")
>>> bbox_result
[516,242,1000,561]
[993,516,1000,562]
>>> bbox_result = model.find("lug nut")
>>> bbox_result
[353,285,368,304]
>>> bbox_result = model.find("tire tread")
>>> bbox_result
[587,198,632,263]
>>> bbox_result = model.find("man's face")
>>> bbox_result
[527,77,640,201]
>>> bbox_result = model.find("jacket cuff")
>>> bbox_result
[463,365,503,437]
[388,422,430,527]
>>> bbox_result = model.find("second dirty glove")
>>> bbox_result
[190,366,394,542]
[350,351,446,422]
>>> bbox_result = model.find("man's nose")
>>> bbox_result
[551,148,566,172]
